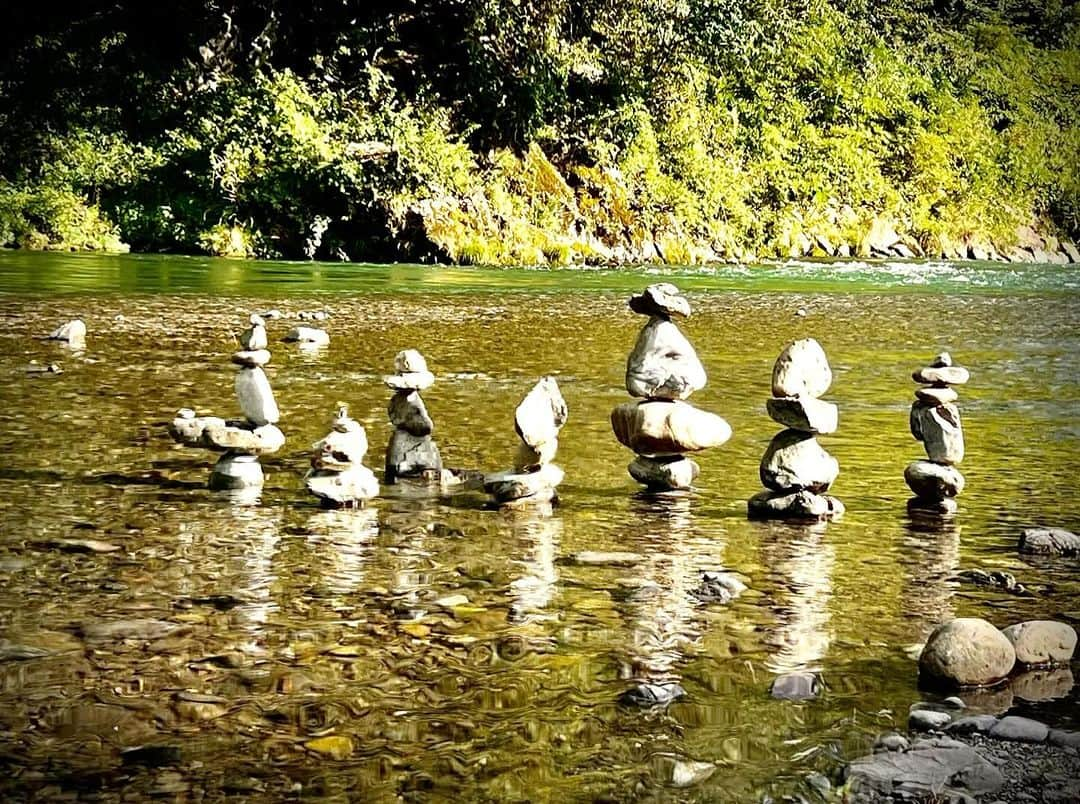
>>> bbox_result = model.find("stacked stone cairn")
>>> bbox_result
[905,352,967,516]
[305,405,379,507]
[484,377,567,506]
[169,314,284,490]
[610,283,731,492]
[748,338,844,520]
[384,349,442,483]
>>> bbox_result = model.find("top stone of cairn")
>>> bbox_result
[384,349,435,391]
[772,338,832,399]
[628,283,691,319]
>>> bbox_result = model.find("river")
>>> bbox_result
[0,251,1077,801]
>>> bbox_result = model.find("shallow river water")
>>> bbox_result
[0,252,1078,801]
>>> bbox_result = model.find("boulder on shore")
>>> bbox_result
[1000,620,1077,667]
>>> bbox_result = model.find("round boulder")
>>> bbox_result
[771,338,832,399]
[1000,620,1077,667]
[919,618,1016,688]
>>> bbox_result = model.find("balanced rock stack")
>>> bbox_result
[169,314,284,490]
[484,377,567,506]
[610,283,731,491]
[905,352,967,516]
[748,338,844,520]
[384,349,442,483]
[305,405,379,507]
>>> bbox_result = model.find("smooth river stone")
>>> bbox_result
[169,411,225,446]
[231,349,271,367]
[235,367,280,425]
[910,403,964,464]
[394,349,428,374]
[383,371,435,392]
[628,455,700,490]
[1000,621,1077,667]
[514,439,558,471]
[915,386,958,405]
[239,315,268,350]
[203,422,285,455]
[771,338,831,399]
[919,618,1016,688]
[388,391,434,436]
[311,425,369,469]
[209,453,263,490]
[625,317,707,400]
[484,463,564,503]
[747,489,845,521]
[49,319,87,347]
[611,400,731,454]
[932,352,953,368]
[1018,527,1080,556]
[306,466,380,506]
[628,282,691,319]
[907,496,959,516]
[912,365,969,386]
[514,376,568,448]
[283,326,329,346]
[759,430,839,493]
[765,396,838,434]
[904,461,965,499]
[385,430,442,482]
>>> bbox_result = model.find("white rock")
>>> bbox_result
[771,338,831,398]
[919,618,1016,688]
[394,349,428,373]
[627,283,691,319]
[240,315,268,350]
[759,430,839,492]
[904,461,965,499]
[911,403,964,464]
[48,319,86,347]
[625,317,707,400]
[306,466,379,506]
[231,349,271,367]
[628,455,700,490]
[611,400,731,454]
[913,365,969,386]
[284,327,329,346]
[514,376,568,449]
[765,396,838,434]
[235,367,280,425]
[209,453,264,490]
[383,371,435,392]
[484,464,564,503]
[1000,621,1077,667]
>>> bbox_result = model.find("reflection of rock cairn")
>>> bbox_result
[305,405,379,507]
[384,350,442,483]
[484,377,567,507]
[169,315,284,490]
[749,339,843,521]
[611,284,731,492]
[906,352,967,516]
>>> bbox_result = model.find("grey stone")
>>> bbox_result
[919,618,1016,688]
[1019,527,1080,556]
[235,366,280,425]
[169,411,226,446]
[874,733,910,752]
[628,282,691,319]
[625,317,707,400]
[765,396,838,434]
[905,461,965,499]
[988,715,1049,743]
[911,402,965,464]
[628,455,700,490]
[1000,620,1077,666]
[283,326,329,346]
[388,391,434,436]
[845,737,1003,800]
[1010,667,1074,702]
[908,496,959,516]
[618,681,686,707]
[910,709,953,731]
[748,489,844,521]
[239,315,267,350]
[771,338,832,399]
[514,376,567,449]
[209,453,263,490]
[947,715,999,735]
[513,439,558,471]
[915,386,959,405]
[383,371,435,392]
[770,671,822,700]
[1048,729,1080,748]
[943,696,966,709]
[759,429,839,492]
[484,464,564,503]
[48,319,86,347]
[311,421,368,470]
[202,422,284,455]
[913,365,970,386]
[393,349,427,373]
[385,430,442,482]
[611,400,731,454]
[692,571,747,603]
[305,466,379,506]
[230,349,271,367]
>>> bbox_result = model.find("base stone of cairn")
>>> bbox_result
[169,315,283,491]
[484,377,567,507]
[612,283,730,492]
[906,353,967,516]
[748,338,842,521]
[305,405,379,507]
[384,350,442,483]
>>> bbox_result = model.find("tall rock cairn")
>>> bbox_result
[168,314,284,490]
[484,377,568,507]
[610,283,731,492]
[384,349,442,483]
[748,338,844,521]
[905,352,967,516]
[306,405,379,507]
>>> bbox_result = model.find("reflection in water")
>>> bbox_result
[759,522,835,674]
[899,516,961,639]
[507,503,562,622]
[618,494,728,682]
[303,507,378,596]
